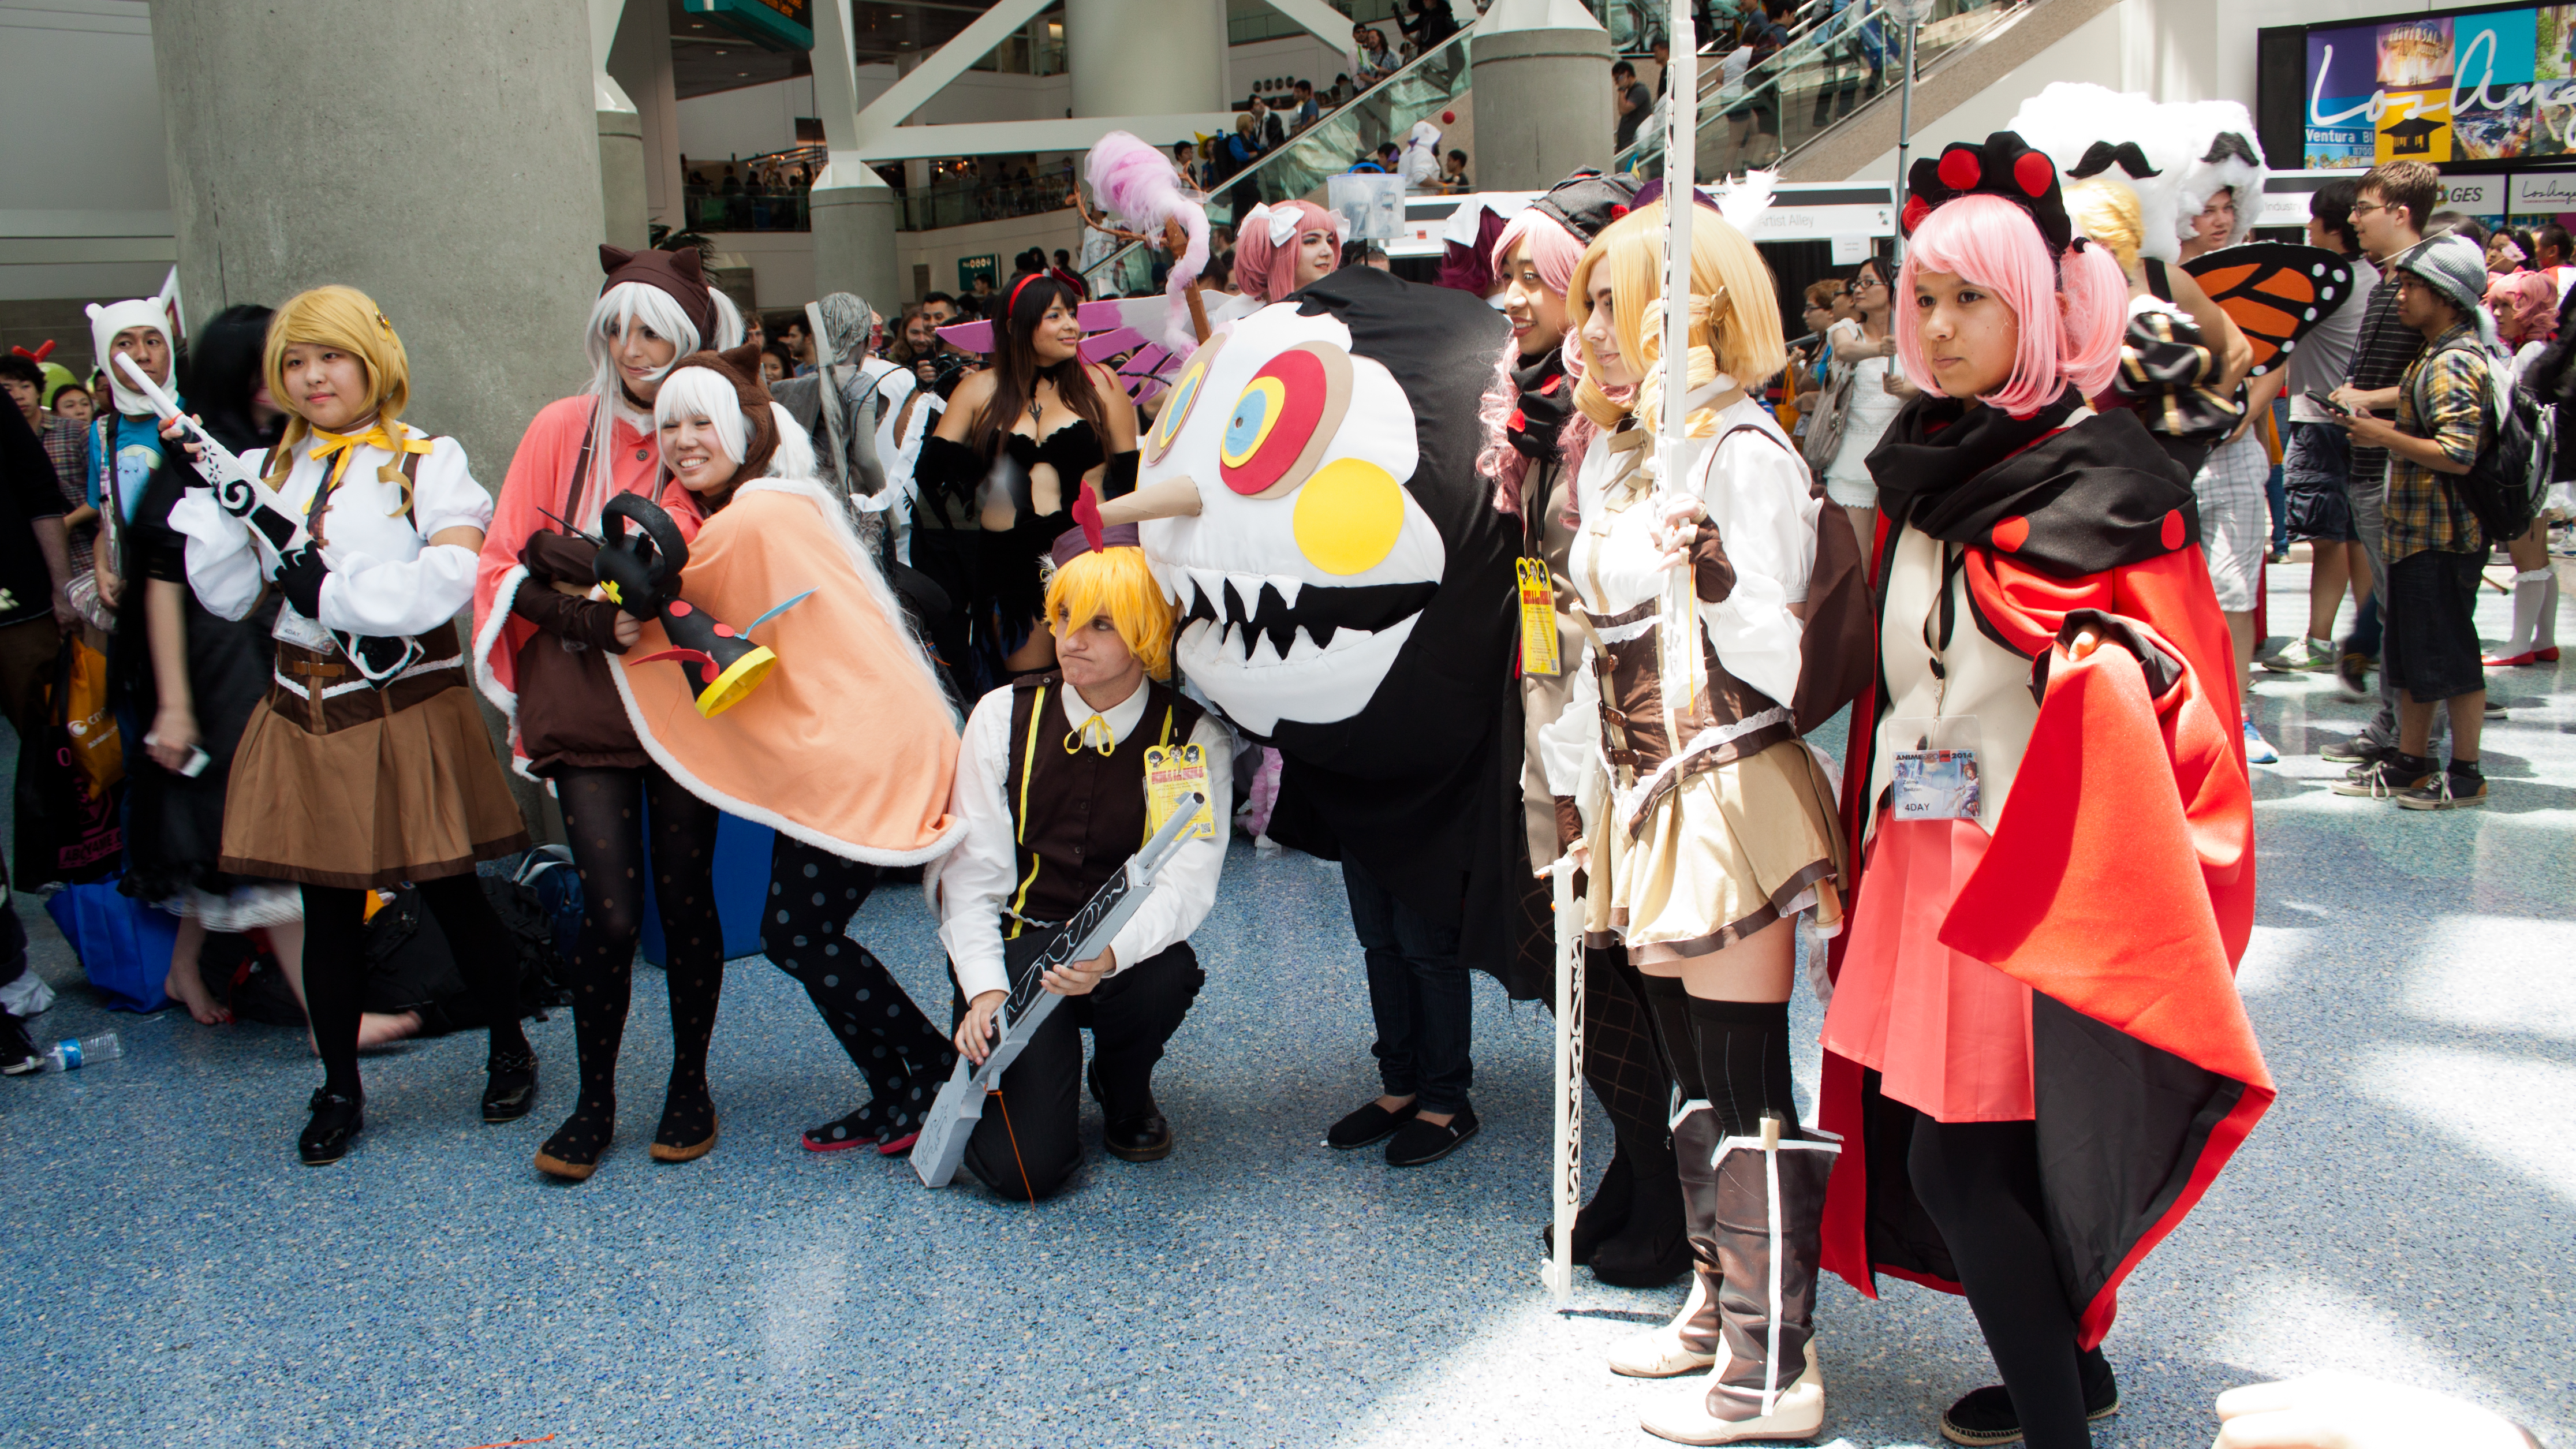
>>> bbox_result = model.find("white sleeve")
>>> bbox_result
[931,690,1021,1001]
[313,439,490,637]
[1105,712,1234,974]
[171,474,266,623]
[1695,431,1812,711]
[1538,644,1601,800]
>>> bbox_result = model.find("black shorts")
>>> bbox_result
[2383,548,2487,702]
[2282,421,2359,543]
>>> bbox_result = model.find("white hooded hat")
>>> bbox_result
[85,293,178,416]
[2168,100,2269,252]
[2008,82,2200,264]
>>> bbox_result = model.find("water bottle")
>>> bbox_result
[36,1032,122,1073]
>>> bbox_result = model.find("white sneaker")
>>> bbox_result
[1608,1274,1719,1378]
[1638,1342,1827,1446]
[2242,720,2280,764]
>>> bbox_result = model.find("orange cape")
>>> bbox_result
[611,480,964,865]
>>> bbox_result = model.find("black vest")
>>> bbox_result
[999,673,1205,931]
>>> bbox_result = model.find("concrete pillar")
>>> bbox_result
[812,171,904,308]
[607,0,685,238]
[598,104,650,251]
[1472,0,1617,192]
[149,0,602,485]
[1066,0,1224,117]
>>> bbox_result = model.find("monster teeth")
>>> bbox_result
[1284,627,1326,663]
[1268,576,1303,610]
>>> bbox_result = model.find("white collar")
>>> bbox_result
[1055,675,1152,750]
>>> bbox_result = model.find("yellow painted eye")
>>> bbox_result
[1145,335,1223,465]
[1291,458,1404,576]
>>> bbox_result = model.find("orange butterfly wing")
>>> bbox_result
[2181,244,2357,377]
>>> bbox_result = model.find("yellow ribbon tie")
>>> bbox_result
[1063,714,1117,756]
[306,421,434,501]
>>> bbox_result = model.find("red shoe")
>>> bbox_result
[2482,649,2539,666]
[2540,647,2562,662]
[801,1105,889,1153]
[876,1130,920,1156]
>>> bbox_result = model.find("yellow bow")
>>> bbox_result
[1063,714,1117,756]
[306,421,433,500]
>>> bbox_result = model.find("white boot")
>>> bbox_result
[1640,1341,1827,1445]
[1609,1271,1720,1378]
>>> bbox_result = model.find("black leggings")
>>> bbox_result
[546,765,725,1156]
[303,874,528,1101]
[1907,1115,2092,1449]
[761,835,955,1132]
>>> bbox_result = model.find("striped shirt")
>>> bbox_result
[2347,238,2433,486]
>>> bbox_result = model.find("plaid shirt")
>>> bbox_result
[2346,238,2431,485]
[2385,322,2489,562]
[36,417,91,573]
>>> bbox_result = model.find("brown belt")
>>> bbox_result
[271,636,462,735]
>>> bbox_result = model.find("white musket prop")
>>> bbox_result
[913,792,1209,1188]
[1543,852,1585,1304]
[1655,0,1709,742]
[115,352,424,685]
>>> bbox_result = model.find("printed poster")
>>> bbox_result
[2454,8,2537,157]
[2306,23,2383,169]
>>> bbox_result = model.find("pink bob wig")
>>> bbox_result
[1477,207,1601,518]
[1893,193,2127,417]
[1234,200,1342,303]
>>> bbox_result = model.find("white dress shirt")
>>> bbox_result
[929,675,1234,1002]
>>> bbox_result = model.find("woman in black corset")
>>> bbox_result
[913,275,1137,693]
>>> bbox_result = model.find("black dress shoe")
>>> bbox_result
[300,1089,364,1166]
[482,1047,539,1123]
[0,1010,38,1075]
[1103,1108,1174,1162]
[1326,1097,1417,1149]
[1386,1104,1479,1167]
[1939,1347,2120,1445]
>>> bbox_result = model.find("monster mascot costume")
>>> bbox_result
[1100,267,1533,1150]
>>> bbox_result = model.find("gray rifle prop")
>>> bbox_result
[113,353,421,684]
[912,791,1208,1187]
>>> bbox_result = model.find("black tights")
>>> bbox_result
[1907,1115,2098,1449]
[762,835,955,1134]
[544,765,725,1161]
[303,874,529,1101]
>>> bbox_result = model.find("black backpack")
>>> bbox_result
[2418,336,2553,543]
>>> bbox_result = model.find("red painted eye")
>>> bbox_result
[1217,343,1354,499]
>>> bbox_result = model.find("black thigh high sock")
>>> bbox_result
[1907,1115,2092,1449]
[544,768,647,1162]
[1639,973,1705,1103]
[763,835,957,1134]
[414,873,531,1061]
[1683,996,1794,1140]
[643,766,724,1147]
[300,884,371,1101]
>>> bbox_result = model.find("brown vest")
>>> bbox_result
[999,673,1206,932]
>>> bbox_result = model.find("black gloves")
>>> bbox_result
[275,544,328,619]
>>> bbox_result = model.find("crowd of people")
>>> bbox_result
[0,73,2563,1449]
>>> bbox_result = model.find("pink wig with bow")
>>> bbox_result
[1478,207,1601,517]
[2487,268,2559,348]
[1235,200,1343,303]
[1894,194,2127,418]
[1084,130,1209,354]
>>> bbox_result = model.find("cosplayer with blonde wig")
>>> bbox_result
[1042,540,1174,682]
[1539,195,1870,1444]
[1817,132,2269,1449]
[167,286,540,1169]
[620,346,969,1162]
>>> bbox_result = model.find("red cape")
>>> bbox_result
[1821,539,2272,1349]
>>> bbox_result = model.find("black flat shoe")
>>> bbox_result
[482,1047,538,1123]
[1326,1097,1417,1150]
[1104,1107,1174,1162]
[299,1089,364,1166]
[1386,1104,1479,1167]
[1939,1349,2119,1446]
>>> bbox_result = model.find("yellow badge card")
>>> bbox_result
[1516,557,1562,677]
[1143,743,1218,842]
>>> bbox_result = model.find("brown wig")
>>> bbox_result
[966,273,1109,457]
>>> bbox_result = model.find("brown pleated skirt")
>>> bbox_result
[220,663,531,890]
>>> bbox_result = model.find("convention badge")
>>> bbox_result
[1516,557,1562,677]
[1888,716,1984,823]
[1143,743,1218,843]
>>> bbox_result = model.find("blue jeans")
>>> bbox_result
[1342,856,1473,1115]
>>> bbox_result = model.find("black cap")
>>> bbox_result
[1529,170,1642,246]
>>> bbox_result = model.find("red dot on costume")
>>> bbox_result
[1507,407,1528,432]
[1541,375,1565,394]
[2160,510,2186,550]
[712,623,734,638]
[1901,196,1932,233]
[1938,149,1981,191]
[2014,152,2055,198]
[1992,515,2030,552]
[1610,204,1629,219]
[669,600,693,617]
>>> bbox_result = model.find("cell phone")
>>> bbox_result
[143,731,211,778]
[2306,390,2352,417]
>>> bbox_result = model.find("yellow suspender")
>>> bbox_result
[1003,684,1047,940]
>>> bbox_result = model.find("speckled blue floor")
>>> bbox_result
[2,552,2571,1448]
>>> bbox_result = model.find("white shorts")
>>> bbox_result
[2193,431,2269,613]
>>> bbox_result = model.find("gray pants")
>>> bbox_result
[2347,462,2444,748]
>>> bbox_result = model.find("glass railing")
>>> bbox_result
[898,159,1078,232]
[1080,23,1477,295]
[1616,0,2018,183]
[682,144,827,233]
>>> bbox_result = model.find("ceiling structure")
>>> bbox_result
[670,0,1033,99]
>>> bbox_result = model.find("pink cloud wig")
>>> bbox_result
[1477,207,1600,518]
[1234,200,1342,304]
[1084,130,1209,354]
[1894,194,2127,418]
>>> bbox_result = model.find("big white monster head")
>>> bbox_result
[1105,266,1515,767]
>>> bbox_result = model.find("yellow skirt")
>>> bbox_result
[221,674,531,890]
[1586,737,1845,966]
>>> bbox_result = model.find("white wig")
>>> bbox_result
[651,365,748,463]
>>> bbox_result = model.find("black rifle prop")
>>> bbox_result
[591,492,807,719]
[912,792,1208,1188]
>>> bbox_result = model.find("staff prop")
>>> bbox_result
[115,353,424,685]
[1543,853,1586,1304]
[913,793,1208,1189]
[595,492,804,718]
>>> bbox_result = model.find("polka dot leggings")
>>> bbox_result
[763,834,955,1139]
[540,764,725,1170]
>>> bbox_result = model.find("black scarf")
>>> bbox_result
[1866,387,2198,577]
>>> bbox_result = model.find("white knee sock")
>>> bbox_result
[2505,568,2555,655]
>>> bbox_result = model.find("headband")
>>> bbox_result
[1901,130,2077,259]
